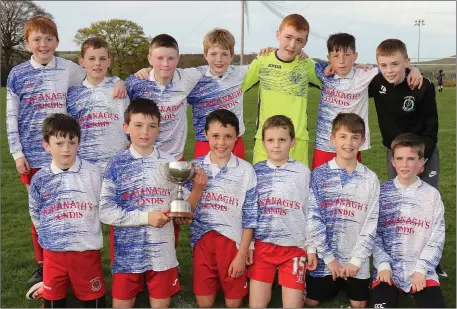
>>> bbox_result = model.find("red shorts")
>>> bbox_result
[372,278,440,294]
[112,267,180,300]
[249,240,307,290]
[194,136,245,159]
[193,231,248,299]
[20,168,40,185]
[312,149,362,170]
[43,249,105,301]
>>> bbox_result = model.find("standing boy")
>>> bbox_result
[187,28,248,159]
[99,98,207,308]
[28,114,106,307]
[312,33,423,170]
[306,113,380,308]
[371,133,445,308]
[249,115,312,308]
[369,38,446,277]
[437,69,445,93]
[67,37,130,170]
[184,109,257,308]
[242,14,322,166]
[6,16,126,285]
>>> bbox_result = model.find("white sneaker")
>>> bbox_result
[26,282,44,300]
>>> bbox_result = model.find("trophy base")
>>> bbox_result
[168,212,194,218]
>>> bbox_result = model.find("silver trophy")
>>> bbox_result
[161,161,196,218]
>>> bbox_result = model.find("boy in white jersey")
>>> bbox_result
[28,114,106,307]
[312,33,423,170]
[6,15,127,287]
[249,115,312,308]
[187,28,248,159]
[183,109,257,308]
[125,34,203,249]
[370,133,445,308]
[99,99,207,308]
[306,113,380,308]
[67,37,129,171]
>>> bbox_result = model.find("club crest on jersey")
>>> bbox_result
[379,85,386,94]
[90,277,102,291]
[24,81,34,88]
[41,189,51,200]
[402,96,415,112]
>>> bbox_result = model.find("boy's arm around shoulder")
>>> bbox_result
[98,160,149,227]
[241,56,261,93]
[419,79,439,160]
[415,191,445,275]
[349,174,380,267]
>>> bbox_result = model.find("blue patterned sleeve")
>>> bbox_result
[306,178,334,261]
[28,179,42,229]
[349,176,380,267]
[99,161,149,226]
[415,193,445,275]
[314,61,328,81]
[125,75,138,99]
[6,72,24,159]
[242,171,258,229]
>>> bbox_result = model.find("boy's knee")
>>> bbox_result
[225,298,243,308]
[350,299,367,308]
[196,296,215,308]
[249,299,268,308]
[304,298,320,307]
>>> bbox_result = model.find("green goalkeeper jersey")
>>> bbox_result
[242,52,321,142]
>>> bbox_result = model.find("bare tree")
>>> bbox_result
[0,0,53,76]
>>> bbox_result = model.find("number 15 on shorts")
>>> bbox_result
[292,256,306,283]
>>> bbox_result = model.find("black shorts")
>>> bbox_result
[370,282,444,308]
[305,275,370,302]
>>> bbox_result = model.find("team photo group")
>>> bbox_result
[6,10,448,309]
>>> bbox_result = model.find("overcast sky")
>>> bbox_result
[36,1,456,64]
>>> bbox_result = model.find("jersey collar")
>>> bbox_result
[50,157,82,174]
[393,176,422,190]
[334,68,356,79]
[30,55,56,69]
[328,157,365,173]
[266,158,295,169]
[129,145,159,159]
[203,152,238,168]
[82,77,109,88]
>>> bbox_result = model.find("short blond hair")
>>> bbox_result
[24,16,58,41]
[203,28,235,56]
[376,39,408,59]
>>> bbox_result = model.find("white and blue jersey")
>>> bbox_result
[29,157,103,252]
[187,65,248,141]
[307,158,380,279]
[253,159,311,249]
[373,177,445,292]
[314,62,379,152]
[125,69,203,160]
[67,77,129,170]
[99,146,180,273]
[6,56,86,168]
[184,153,258,248]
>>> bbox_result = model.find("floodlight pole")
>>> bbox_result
[414,19,425,63]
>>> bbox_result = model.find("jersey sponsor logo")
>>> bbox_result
[90,277,102,291]
[402,96,415,112]
[268,63,282,69]
[379,85,386,94]
[429,171,437,178]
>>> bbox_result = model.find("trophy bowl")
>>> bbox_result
[161,161,196,219]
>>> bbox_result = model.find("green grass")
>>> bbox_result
[1,86,455,308]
